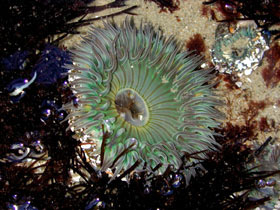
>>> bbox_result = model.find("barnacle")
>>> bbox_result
[65,18,223,181]
[211,23,269,75]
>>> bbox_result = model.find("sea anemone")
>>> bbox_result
[211,22,269,75]
[64,18,223,182]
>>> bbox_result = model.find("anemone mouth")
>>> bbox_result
[114,88,149,127]
[65,18,223,182]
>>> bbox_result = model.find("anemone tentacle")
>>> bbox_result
[67,18,223,182]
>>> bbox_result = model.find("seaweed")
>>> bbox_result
[1,117,275,209]
[0,0,137,58]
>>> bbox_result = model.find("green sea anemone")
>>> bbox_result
[65,18,223,182]
[211,23,269,75]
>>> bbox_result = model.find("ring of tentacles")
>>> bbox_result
[64,18,223,181]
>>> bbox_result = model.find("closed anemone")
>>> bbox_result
[65,18,223,182]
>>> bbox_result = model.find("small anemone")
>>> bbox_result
[211,23,269,75]
[64,18,223,182]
